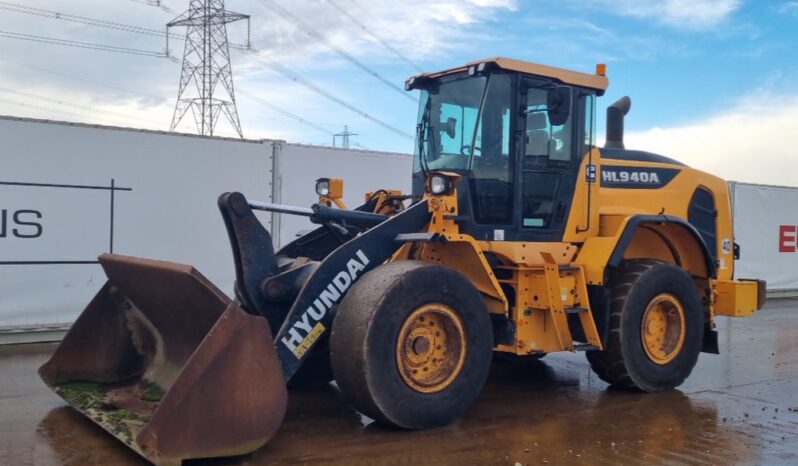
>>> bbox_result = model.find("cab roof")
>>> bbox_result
[406,57,609,93]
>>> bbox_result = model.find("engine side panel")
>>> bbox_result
[593,151,734,281]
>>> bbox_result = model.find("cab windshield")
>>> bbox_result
[414,72,511,174]
[414,71,514,224]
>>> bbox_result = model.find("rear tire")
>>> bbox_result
[330,261,493,429]
[587,259,704,392]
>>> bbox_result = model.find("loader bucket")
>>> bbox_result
[38,254,288,466]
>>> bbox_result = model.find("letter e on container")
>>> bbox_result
[779,225,797,253]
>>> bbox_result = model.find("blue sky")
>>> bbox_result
[0,1,796,184]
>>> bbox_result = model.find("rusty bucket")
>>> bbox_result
[39,254,288,466]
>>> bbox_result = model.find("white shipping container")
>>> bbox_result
[730,181,798,294]
[0,116,274,330]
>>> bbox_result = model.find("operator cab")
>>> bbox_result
[406,58,608,242]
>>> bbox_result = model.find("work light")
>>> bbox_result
[315,179,330,196]
[429,174,451,195]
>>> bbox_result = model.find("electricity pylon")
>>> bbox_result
[167,0,249,137]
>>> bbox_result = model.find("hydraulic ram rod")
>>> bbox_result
[248,200,388,227]
[248,201,314,216]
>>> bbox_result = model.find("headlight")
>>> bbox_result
[429,174,451,195]
[315,179,330,196]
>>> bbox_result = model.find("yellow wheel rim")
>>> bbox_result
[396,303,467,394]
[641,293,686,365]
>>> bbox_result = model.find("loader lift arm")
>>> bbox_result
[218,192,387,328]
[218,192,431,381]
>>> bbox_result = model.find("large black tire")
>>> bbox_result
[587,259,704,392]
[330,261,493,429]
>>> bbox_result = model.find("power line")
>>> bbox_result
[0,96,123,123]
[0,54,336,141]
[0,95,193,131]
[249,53,413,139]
[0,2,174,38]
[344,0,377,20]
[0,56,162,101]
[0,94,171,129]
[0,86,159,126]
[258,0,417,103]
[129,0,173,13]
[0,2,250,51]
[0,50,371,142]
[0,56,192,133]
[232,105,370,149]
[238,87,374,149]
[0,30,168,58]
[0,53,376,144]
[237,87,335,136]
[325,0,422,72]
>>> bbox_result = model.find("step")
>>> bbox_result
[573,343,600,352]
[565,307,588,315]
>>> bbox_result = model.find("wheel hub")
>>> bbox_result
[641,293,686,365]
[411,336,431,355]
[396,303,466,393]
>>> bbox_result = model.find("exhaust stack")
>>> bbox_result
[605,96,631,150]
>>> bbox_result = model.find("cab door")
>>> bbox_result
[515,83,580,241]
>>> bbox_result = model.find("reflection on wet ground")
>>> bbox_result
[1,299,796,465]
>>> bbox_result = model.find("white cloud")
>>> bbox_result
[623,91,798,186]
[243,0,518,63]
[581,0,741,29]
[779,1,798,14]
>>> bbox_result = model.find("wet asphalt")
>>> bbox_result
[1,298,796,466]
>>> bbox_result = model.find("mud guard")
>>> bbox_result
[275,200,430,380]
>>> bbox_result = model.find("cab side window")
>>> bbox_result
[522,87,574,229]
[524,88,573,168]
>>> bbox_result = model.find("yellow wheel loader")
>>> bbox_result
[39,57,766,465]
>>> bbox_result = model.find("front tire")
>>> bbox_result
[330,261,493,429]
[587,259,704,392]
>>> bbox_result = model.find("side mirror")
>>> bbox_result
[547,86,572,126]
[441,117,457,138]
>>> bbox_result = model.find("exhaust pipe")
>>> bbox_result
[605,96,631,150]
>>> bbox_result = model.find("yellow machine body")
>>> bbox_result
[398,57,765,357]
[394,157,764,357]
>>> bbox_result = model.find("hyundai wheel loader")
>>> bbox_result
[39,57,766,465]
